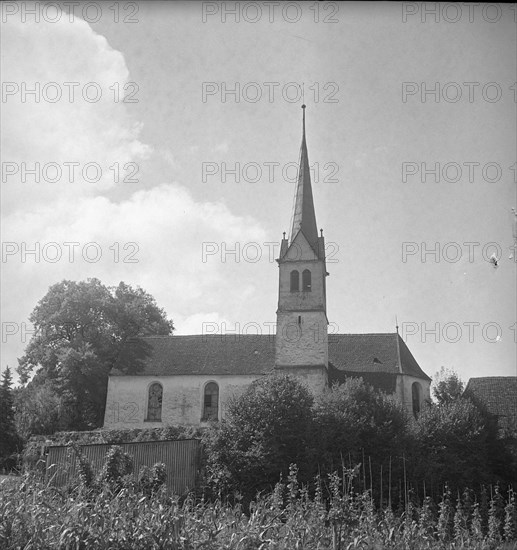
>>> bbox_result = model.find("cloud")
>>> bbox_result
[213,141,229,153]
[175,312,234,336]
[0,17,266,378]
[1,16,151,212]
[2,181,267,312]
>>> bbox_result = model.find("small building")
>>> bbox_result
[103,106,431,429]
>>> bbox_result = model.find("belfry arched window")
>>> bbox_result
[146,382,163,421]
[302,269,312,292]
[412,382,422,417]
[290,270,299,292]
[202,382,219,421]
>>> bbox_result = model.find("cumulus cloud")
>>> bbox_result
[2,181,267,322]
[1,17,267,377]
[1,16,150,211]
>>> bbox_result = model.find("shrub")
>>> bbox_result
[98,445,133,491]
[312,378,411,499]
[411,398,494,494]
[67,442,95,490]
[203,373,313,504]
[138,462,167,495]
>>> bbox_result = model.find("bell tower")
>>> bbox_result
[275,105,329,392]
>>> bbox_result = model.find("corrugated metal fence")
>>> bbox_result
[45,439,200,495]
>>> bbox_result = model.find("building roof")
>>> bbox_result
[328,333,430,380]
[289,105,319,250]
[327,365,399,394]
[111,333,430,384]
[464,377,517,433]
[115,334,276,377]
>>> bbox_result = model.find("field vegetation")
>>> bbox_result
[1,460,516,549]
[1,373,516,549]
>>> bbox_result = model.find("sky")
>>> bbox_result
[1,1,516,386]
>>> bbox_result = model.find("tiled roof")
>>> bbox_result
[117,334,276,376]
[397,336,432,380]
[327,364,398,394]
[328,333,430,381]
[112,333,430,382]
[464,377,517,433]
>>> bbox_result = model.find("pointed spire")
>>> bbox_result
[290,105,319,248]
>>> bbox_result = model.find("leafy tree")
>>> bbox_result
[410,398,494,494]
[312,377,410,496]
[17,279,173,431]
[432,367,464,405]
[203,374,314,503]
[0,367,20,469]
[14,380,64,439]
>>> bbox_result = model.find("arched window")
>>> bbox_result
[302,269,311,292]
[290,270,299,292]
[412,382,422,417]
[146,382,163,421]
[202,382,219,421]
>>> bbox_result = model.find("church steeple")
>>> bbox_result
[290,105,319,250]
[275,106,329,393]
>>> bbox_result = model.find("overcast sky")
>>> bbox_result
[1,1,516,385]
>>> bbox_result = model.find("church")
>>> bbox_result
[103,107,431,429]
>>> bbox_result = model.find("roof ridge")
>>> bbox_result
[468,376,517,380]
[142,332,400,340]
[329,333,399,339]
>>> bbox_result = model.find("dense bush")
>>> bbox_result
[204,374,516,505]
[138,462,167,496]
[97,445,134,491]
[203,374,314,503]
[312,377,411,500]
[410,399,491,490]
[409,398,515,498]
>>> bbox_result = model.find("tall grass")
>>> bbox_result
[1,466,516,549]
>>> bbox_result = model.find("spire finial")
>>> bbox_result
[301,104,306,138]
[395,315,399,334]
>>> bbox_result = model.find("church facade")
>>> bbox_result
[103,107,431,429]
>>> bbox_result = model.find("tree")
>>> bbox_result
[410,398,494,495]
[432,367,464,405]
[14,380,65,439]
[203,374,314,503]
[312,377,410,497]
[0,367,20,469]
[17,279,173,431]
